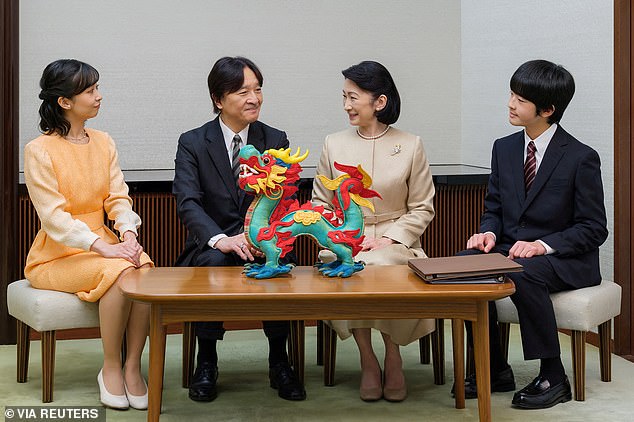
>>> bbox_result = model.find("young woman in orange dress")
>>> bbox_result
[24,59,153,410]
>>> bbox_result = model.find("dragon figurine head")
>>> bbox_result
[238,145,308,200]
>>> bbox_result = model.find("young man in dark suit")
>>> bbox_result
[173,56,306,402]
[461,60,608,409]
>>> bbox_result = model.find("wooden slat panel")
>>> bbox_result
[129,193,187,267]
[19,184,486,274]
[19,196,40,275]
[18,183,486,340]
[421,184,486,257]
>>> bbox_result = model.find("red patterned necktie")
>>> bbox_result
[524,140,537,193]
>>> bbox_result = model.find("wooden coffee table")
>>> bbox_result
[119,265,515,422]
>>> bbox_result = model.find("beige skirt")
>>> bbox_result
[324,243,435,346]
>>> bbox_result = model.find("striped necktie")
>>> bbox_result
[231,134,241,184]
[524,140,537,193]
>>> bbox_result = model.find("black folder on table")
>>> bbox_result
[408,253,523,284]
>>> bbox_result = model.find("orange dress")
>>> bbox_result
[24,128,153,302]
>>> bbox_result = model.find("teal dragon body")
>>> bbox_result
[238,145,380,279]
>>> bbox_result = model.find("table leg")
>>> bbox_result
[473,301,492,422]
[451,319,465,409]
[148,305,167,422]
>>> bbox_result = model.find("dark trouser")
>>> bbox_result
[192,246,290,341]
[195,321,289,341]
[459,248,574,367]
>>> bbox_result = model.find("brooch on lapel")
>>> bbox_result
[390,144,402,156]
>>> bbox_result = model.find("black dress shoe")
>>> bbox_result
[269,362,306,401]
[451,367,516,399]
[189,362,218,402]
[512,375,572,409]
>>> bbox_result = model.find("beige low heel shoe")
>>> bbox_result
[383,384,408,402]
[360,385,383,402]
[360,369,383,401]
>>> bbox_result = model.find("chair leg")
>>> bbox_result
[16,320,30,383]
[316,320,324,365]
[451,319,465,409]
[323,323,337,386]
[432,318,445,385]
[419,334,431,364]
[598,320,612,382]
[466,344,475,377]
[182,322,196,388]
[460,320,476,377]
[498,322,511,363]
[289,320,305,383]
[41,330,56,403]
[288,323,296,368]
[570,330,586,401]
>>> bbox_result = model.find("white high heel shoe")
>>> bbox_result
[124,377,148,410]
[97,369,129,410]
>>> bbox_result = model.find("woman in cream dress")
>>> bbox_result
[312,61,435,402]
[24,59,153,410]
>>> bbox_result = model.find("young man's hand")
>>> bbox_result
[466,232,496,253]
[508,241,546,259]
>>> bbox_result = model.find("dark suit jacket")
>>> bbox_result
[173,116,289,266]
[480,125,608,287]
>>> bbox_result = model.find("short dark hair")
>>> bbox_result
[510,60,575,124]
[207,56,263,114]
[342,61,400,125]
[38,59,100,136]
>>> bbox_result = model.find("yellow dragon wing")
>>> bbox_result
[316,173,349,191]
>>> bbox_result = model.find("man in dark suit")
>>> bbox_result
[460,60,608,409]
[173,56,306,402]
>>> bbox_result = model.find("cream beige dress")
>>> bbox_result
[312,127,435,345]
[24,129,153,302]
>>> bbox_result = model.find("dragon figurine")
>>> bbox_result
[237,145,381,279]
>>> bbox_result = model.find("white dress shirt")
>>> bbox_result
[485,124,558,255]
[524,124,557,254]
[207,117,250,249]
[524,123,557,173]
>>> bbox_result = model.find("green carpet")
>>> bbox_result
[1,323,633,421]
